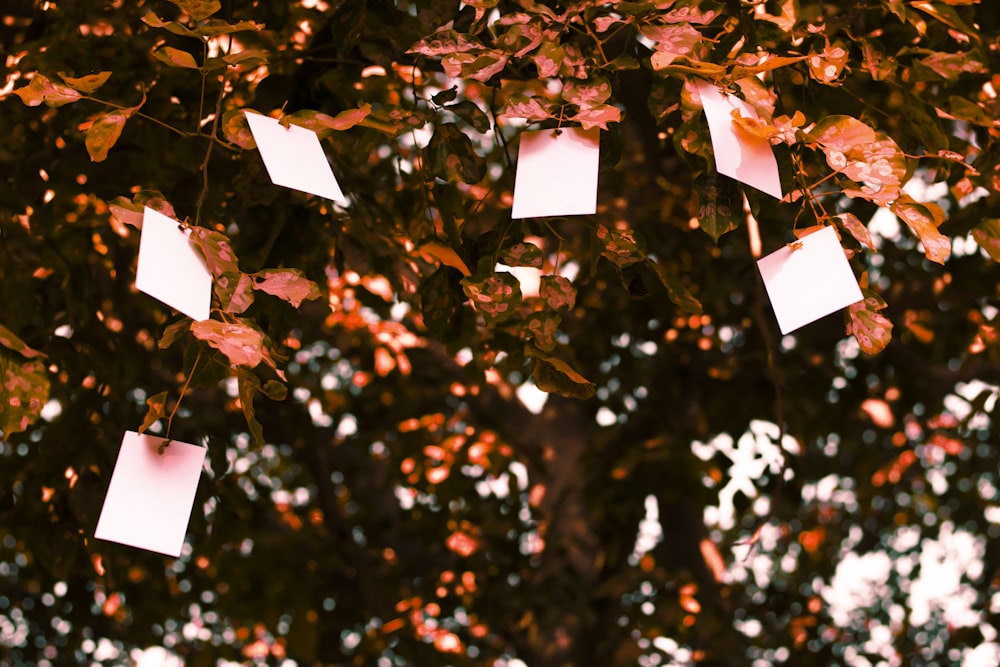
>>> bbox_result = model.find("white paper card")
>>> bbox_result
[95,431,207,557]
[512,127,600,219]
[757,226,863,334]
[244,112,348,205]
[136,208,211,322]
[695,80,783,200]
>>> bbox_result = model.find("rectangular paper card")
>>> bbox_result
[244,112,348,205]
[95,431,207,557]
[511,127,600,219]
[695,79,783,200]
[757,225,864,335]
[136,208,211,321]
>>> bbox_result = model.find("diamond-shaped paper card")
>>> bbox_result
[512,127,600,219]
[244,112,348,205]
[695,80,783,200]
[95,431,207,557]
[757,225,864,335]
[136,207,211,322]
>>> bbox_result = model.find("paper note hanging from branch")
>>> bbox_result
[94,431,207,557]
[756,225,863,334]
[511,127,600,219]
[136,207,212,321]
[244,111,348,205]
[695,79,783,199]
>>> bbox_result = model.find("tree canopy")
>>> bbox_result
[2,0,999,665]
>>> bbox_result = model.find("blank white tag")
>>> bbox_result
[136,208,211,322]
[95,431,207,557]
[696,80,782,199]
[757,226,863,334]
[244,112,348,205]
[512,127,600,219]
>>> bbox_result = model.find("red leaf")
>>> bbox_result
[191,320,265,368]
[252,269,323,308]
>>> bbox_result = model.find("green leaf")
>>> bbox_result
[168,0,222,21]
[217,273,256,314]
[501,94,552,122]
[158,320,191,350]
[497,242,544,269]
[85,111,129,162]
[693,171,743,242]
[251,269,323,308]
[420,268,465,340]
[570,104,621,130]
[971,219,1000,263]
[427,123,486,184]
[188,228,240,276]
[138,391,168,435]
[141,12,200,36]
[529,350,595,399]
[221,109,256,149]
[13,74,82,107]
[891,195,950,264]
[260,380,288,401]
[282,105,373,137]
[58,71,112,94]
[152,46,200,69]
[847,289,893,355]
[0,353,50,437]
[539,276,576,310]
[646,258,703,314]
[446,100,491,133]
[461,272,522,324]
[595,225,645,268]
[196,19,264,36]
[0,324,45,359]
[237,369,265,446]
[191,320,265,368]
[523,312,560,352]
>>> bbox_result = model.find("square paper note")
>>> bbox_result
[244,112,348,205]
[695,80,782,200]
[136,207,211,322]
[757,225,863,335]
[512,127,600,219]
[95,431,207,557]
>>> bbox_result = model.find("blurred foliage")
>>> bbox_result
[1,0,999,665]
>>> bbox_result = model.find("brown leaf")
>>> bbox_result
[168,0,222,21]
[13,74,82,107]
[59,71,112,94]
[835,213,876,251]
[85,112,129,162]
[152,46,199,69]
[138,391,168,435]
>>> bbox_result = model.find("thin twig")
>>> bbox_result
[193,70,228,227]
[166,348,202,438]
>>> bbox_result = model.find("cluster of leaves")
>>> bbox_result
[1,0,999,665]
